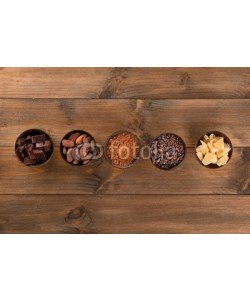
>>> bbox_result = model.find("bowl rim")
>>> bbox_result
[15,128,54,168]
[60,129,97,167]
[195,130,233,169]
[104,130,142,169]
[149,132,187,171]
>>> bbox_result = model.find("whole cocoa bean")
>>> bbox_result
[83,159,90,165]
[79,147,86,160]
[90,140,95,151]
[67,148,74,163]
[68,132,81,142]
[75,135,84,145]
[62,139,74,148]
[84,153,93,160]
[81,134,88,143]
[72,148,81,161]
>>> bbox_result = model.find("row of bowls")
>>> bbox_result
[14,128,233,169]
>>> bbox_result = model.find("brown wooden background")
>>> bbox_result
[0,68,249,233]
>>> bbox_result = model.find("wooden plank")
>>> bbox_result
[0,148,248,195]
[1,98,250,147]
[0,195,250,233]
[0,68,250,99]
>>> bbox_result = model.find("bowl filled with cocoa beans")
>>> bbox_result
[60,130,97,166]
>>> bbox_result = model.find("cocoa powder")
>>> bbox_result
[106,132,140,168]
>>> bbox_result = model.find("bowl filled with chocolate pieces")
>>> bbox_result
[150,133,186,170]
[60,130,97,166]
[15,129,54,167]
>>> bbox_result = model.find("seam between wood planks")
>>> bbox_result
[0,194,249,196]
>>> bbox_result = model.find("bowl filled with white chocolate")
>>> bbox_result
[195,131,233,168]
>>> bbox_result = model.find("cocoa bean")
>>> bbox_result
[62,139,74,148]
[90,140,95,151]
[68,132,81,142]
[72,148,81,161]
[84,153,93,160]
[81,134,88,143]
[67,148,74,163]
[75,135,84,145]
[79,147,86,160]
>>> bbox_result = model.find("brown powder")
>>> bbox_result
[107,132,140,168]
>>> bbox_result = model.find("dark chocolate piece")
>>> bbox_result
[33,149,47,161]
[31,134,46,144]
[17,137,27,146]
[24,157,37,165]
[26,145,36,160]
[16,131,53,166]
[43,140,51,152]
[36,142,44,150]
[17,144,27,153]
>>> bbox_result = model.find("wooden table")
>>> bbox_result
[0,68,249,233]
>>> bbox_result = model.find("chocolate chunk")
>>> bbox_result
[26,145,36,160]
[24,157,37,165]
[36,142,44,150]
[31,134,46,143]
[16,131,53,166]
[25,135,32,143]
[17,144,27,154]
[17,137,27,146]
[33,149,47,161]
[43,140,51,152]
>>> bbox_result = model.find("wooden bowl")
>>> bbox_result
[195,131,233,169]
[15,129,54,168]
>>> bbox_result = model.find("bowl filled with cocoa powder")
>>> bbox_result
[105,131,141,169]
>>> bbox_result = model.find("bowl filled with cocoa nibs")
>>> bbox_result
[60,130,97,166]
[15,129,54,167]
[195,131,233,168]
[150,133,186,170]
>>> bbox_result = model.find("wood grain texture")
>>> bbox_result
[0,68,250,233]
[0,148,249,195]
[0,195,250,233]
[0,68,250,99]
[1,98,250,147]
